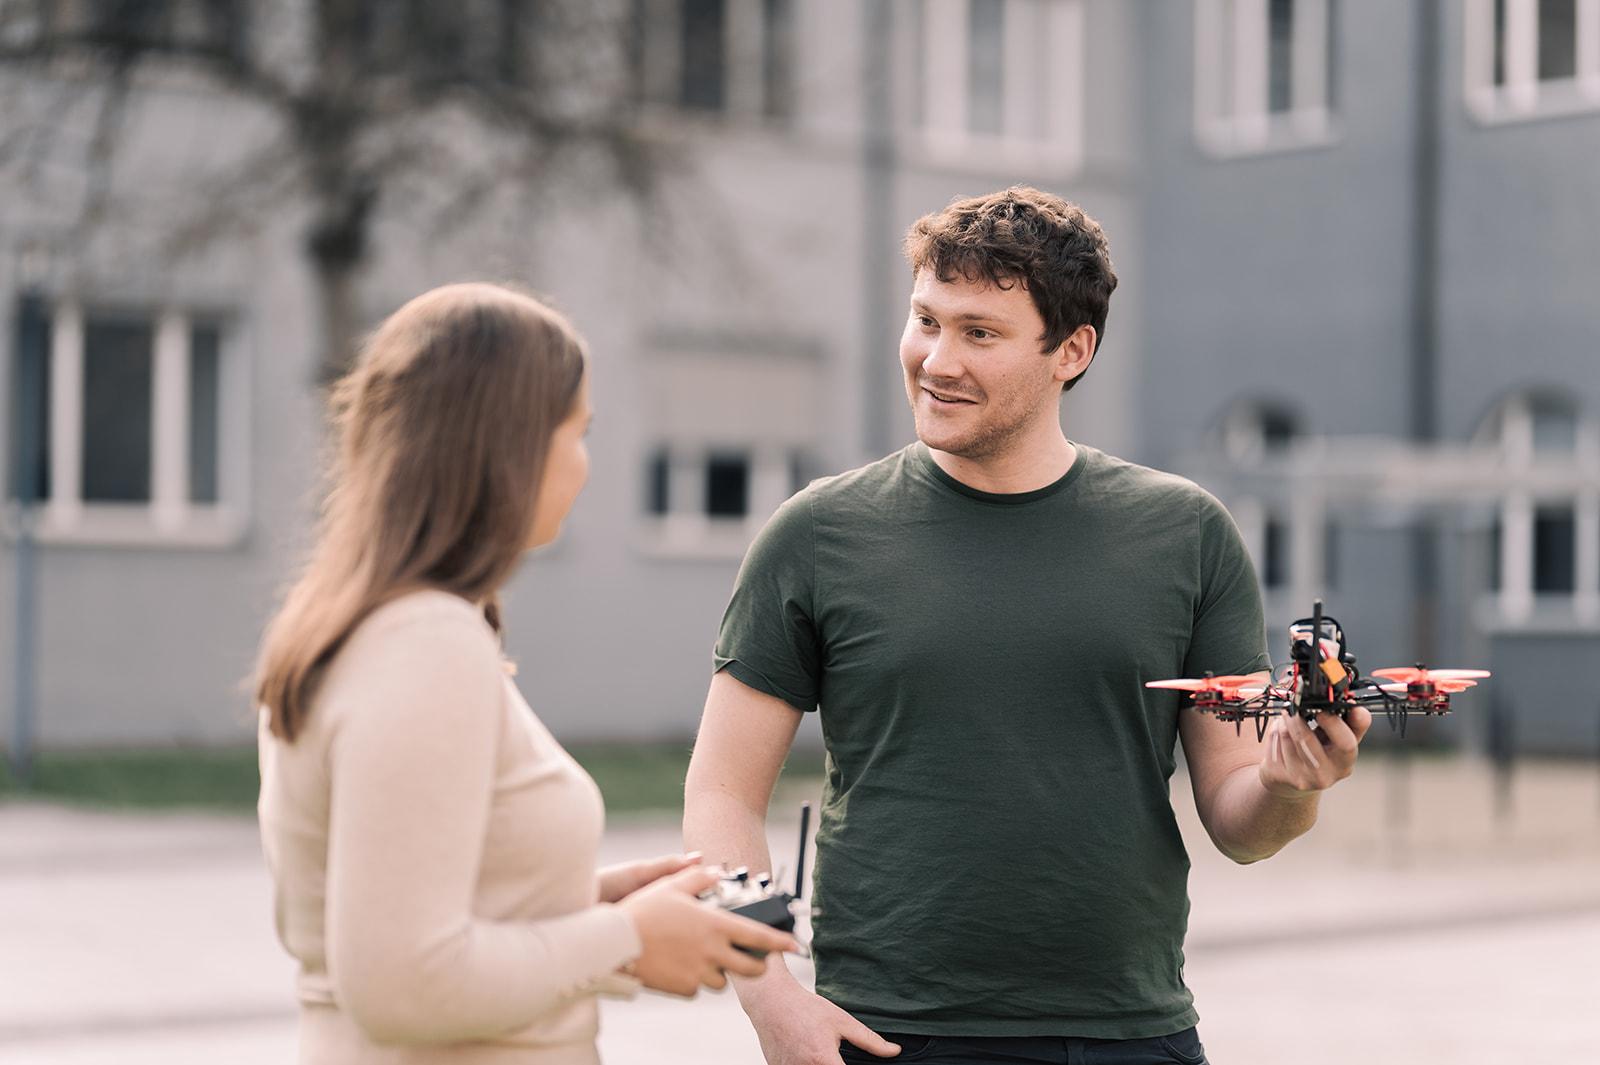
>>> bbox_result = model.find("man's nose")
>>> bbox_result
[922,334,960,378]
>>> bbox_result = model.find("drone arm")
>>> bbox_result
[1178,674,1318,864]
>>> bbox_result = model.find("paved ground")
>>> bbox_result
[2,755,1598,1064]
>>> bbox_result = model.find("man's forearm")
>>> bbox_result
[683,786,805,1001]
[1204,764,1320,863]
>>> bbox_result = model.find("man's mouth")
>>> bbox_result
[922,385,978,406]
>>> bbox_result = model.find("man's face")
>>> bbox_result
[899,268,1068,460]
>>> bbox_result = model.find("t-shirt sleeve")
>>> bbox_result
[713,489,822,713]
[1182,490,1272,679]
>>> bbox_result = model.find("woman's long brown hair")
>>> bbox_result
[254,283,587,741]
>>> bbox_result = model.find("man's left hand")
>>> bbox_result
[1257,704,1372,798]
[597,852,703,904]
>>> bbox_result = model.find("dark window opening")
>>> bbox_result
[1268,0,1295,113]
[189,323,221,504]
[1533,506,1576,593]
[762,0,794,119]
[81,316,153,503]
[1260,407,1299,451]
[680,0,726,110]
[1538,0,1577,81]
[8,296,51,502]
[1263,516,1287,589]
[1488,517,1502,592]
[646,447,670,516]
[1493,0,1508,85]
[706,452,749,517]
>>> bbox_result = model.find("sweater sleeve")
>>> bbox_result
[322,604,641,1044]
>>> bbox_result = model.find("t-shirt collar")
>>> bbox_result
[911,440,1087,505]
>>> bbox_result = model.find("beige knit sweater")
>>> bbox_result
[258,590,642,1064]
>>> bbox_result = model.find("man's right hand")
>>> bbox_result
[742,974,901,1065]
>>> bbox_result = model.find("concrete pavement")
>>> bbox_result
[2,756,1598,1064]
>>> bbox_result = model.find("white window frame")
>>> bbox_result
[1465,0,1600,123]
[5,298,250,548]
[639,442,802,559]
[635,0,795,125]
[899,0,1085,174]
[1194,0,1336,156]
[1486,394,1600,626]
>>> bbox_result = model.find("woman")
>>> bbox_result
[254,283,794,1064]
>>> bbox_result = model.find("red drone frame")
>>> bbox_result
[1146,600,1490,739]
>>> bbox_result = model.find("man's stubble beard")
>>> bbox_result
[915,395,1050,462]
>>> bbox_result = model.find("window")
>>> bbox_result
[1479,392,1600,623]
[1210,399,1337,597]
[644,443,812,524]
[633,0,796,121]
[6,297,246,546]
[1194,0,1336,155]
[904,0,1085,169]
[636,342,821,557]
[1466,0,1600,121]
[37,0,245,57]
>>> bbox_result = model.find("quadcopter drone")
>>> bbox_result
[1145,599,1490,740]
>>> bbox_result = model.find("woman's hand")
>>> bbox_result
[597,852,701,904]
[616,866,800,997]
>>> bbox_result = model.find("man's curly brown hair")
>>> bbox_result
[903,186,1118,392]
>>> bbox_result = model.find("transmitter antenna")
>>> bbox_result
[793,803,811,899]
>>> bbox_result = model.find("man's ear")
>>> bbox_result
[1053,324,1097,385]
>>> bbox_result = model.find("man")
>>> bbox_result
[684,187,1369,1065]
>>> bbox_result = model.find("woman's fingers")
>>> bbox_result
[716,944,771,979]
[718,910,800,955]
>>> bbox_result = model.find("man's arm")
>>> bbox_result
[684,671,901,1065]
[1178,675,1372,864]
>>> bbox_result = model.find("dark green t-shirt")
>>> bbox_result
[713,442,1269,1038]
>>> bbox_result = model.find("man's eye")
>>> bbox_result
[970,329,991,340]
[916,315,936,328]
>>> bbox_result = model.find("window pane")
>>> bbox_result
[189,323,221,504]
[762,0,795,119]
[1533,506,1575,593]
[1263,516,1287,588]
[1539,0,1577,80]
[646,447,669,515]
[967,0,1004,136]
[1268,0,1294,113]
[1530,400,1578,452]
[81,317,153,503]
[1260,406,1299,450]
[706,452,749,517]
[680,0,726,110]
[8,296,51,502]
[1488,516,1502,591]
[1493,0,1508,85]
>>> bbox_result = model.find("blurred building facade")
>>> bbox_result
[1,0,1596,753]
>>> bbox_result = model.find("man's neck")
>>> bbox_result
[926,430,1077,495]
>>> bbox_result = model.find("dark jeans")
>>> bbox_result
[838,1027,1208,1065]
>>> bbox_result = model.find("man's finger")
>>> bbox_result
[701,964,727,991]
[1282,720,1323,772]
[1345,702,1373,741]
[839,1014,901,1058]
[1313,711,1358,756]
